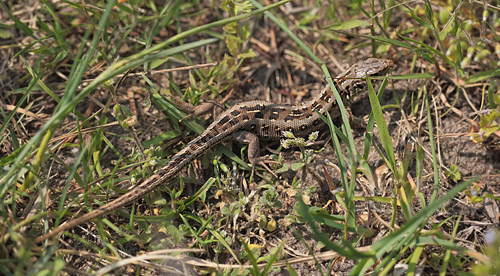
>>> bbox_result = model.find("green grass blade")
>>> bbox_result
[366,76,396,172]
[350,180,472,275]
[425,91,440,203]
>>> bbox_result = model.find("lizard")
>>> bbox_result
[35,58,393,244]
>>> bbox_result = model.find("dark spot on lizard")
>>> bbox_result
[229,118,239,127]
[319,93,330,102]
[199,135,209,143]
[218,116,230,125]
[311,101,321,111]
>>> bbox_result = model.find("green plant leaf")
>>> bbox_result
[326,19,370,30]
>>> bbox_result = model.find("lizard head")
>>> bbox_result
[335,58,394,97]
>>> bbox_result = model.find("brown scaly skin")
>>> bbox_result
[35,58,393,243]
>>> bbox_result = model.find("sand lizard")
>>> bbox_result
[35,58,393,243]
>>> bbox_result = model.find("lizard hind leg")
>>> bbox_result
[232,131,278,178]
